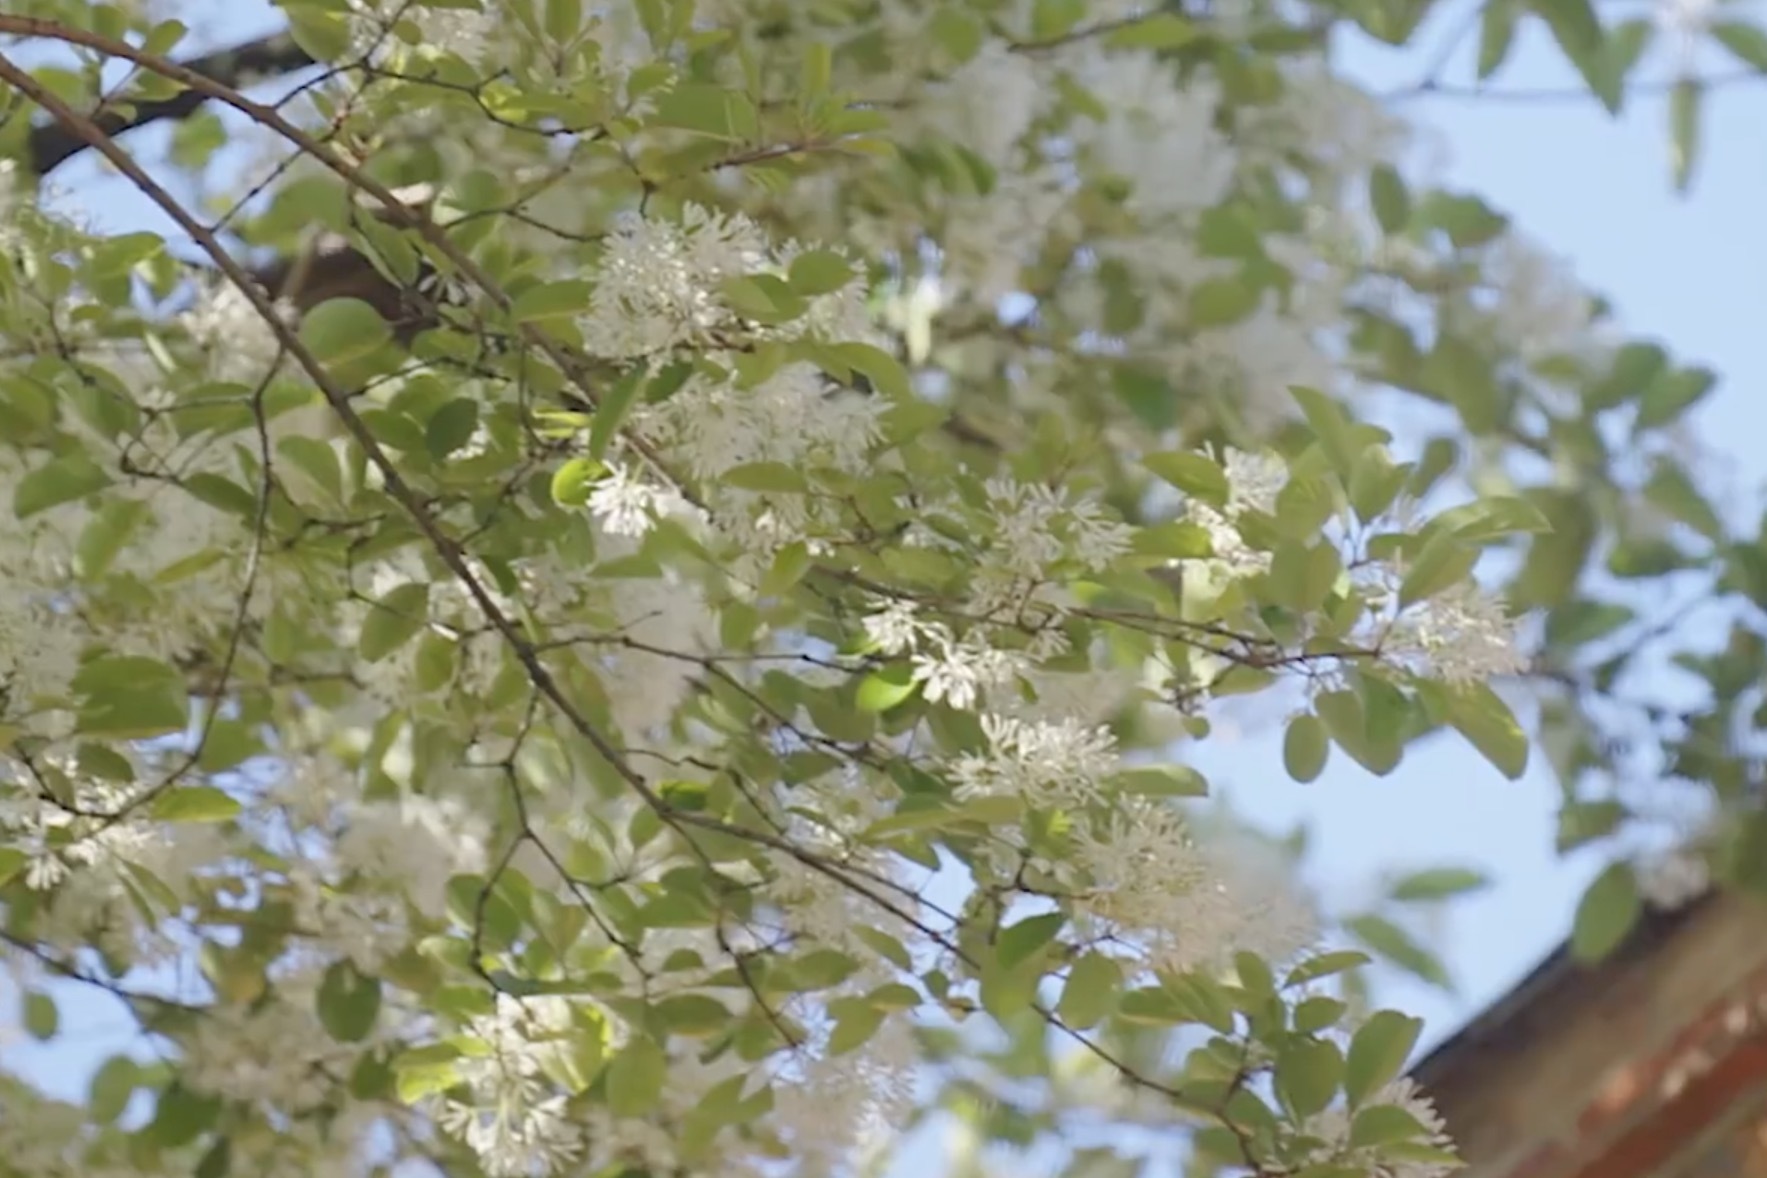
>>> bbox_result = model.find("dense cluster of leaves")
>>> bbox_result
[0,0,1763,1177]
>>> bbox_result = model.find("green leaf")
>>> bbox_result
[14,453,112,518]
[1276,1038,1343,1121]
[1446,683,1530,780]
[1571,862,1641,962]
[151,786,242,824]
[652,84,756,141]
[1294,995,1348,1034]
[77,498,151,579]
[359,581,430,663]
[1368,165,1410,235]
[1188,275,1261,328]
[1670,78,1702,194]
[317,960,382,1042]
[996,912,1064,970]
[1283,714,1330,783]
[786,249,854,296]
[1350,1102,1435,1148]
[1346,914,1450,989]
[1105,12,1200,48]
[1478,0,1520,78]
[551,457,606,508]
[1343,1010,1424,1108]
[1389,866,1490,902]
[299,297,392,366]
[147,1084,220,1148]
[588,364,649,461]
[1057,952,1122,1030]
[655,994,734,1035]
[393,1045,462,1103]
[425,399,480,460]
[722,461,808,494]
[826,1002,886,1055]
[855,665,917,712]
[89,1055,139,1124]
[1143,451,1229,505]
[1398,533,1479,607]
[23,990,57,1039]
[607,1037,668,1115]
[1284,949,1372,988]
[1713,20,1767,69]
[0,847,26,887]
[1636,365,1717,431]
[511,279,593,323]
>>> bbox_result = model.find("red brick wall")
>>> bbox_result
[1419,892,1767,1178]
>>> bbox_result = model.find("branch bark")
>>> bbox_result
[25,30,315,176]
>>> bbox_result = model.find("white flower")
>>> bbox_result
[910,634,1028,711]
[587,462,668,537]
[1072,802,1317,974]
[863,598,926,656]
[948,713,1119,806]
[1301,1077,1456,1178]
[1384,583,1527,685]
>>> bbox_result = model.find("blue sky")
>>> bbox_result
[5,0,1767,1151]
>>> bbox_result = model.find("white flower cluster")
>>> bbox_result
[434,995,607,1177]
[1375,580,1528,686]
[580,205,875,359]
[1183,447,1289,580]
[1072,800,1319,975]
[950,713,1119,807]
[1300,1077,1457,1178]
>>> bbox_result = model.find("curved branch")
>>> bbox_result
[24,31,316,176]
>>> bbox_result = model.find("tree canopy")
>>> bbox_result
[0,1,1763,1177]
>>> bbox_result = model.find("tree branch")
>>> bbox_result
[24,30,315,176]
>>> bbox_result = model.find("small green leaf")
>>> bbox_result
[1571,862,1641,962]
[1187,275,1261,328]
[23,990,57,1040]
[1105,12,1199,48]
[1368,165,1411,235]
[607,1037,668,1115]
[1143,451,1230,505]
[587,364,649,461]
[511,279,593,323]
[996,912,1064,970]
[1713,20,1767,70]
[1350,1102,1434,1148]
[1276,1037,1343,1121]
[1446,682,1530,780]
[722,461,809,494]
[89,1054,139,1124]
[855,665,917,712]
[1478,0,1520,78]
[299,297,392,366]
[1057,952,1122,1030]
[551,457,606,508]
[151,786,242,823]
[1670,78,1702,194]
[1389,866,1490,902]
[359,581,430,663]
[1398,533,1479,607]
[1346,914,1451,989]
[786,249,854,296]
[317,960,382,1042]
[14,454,112,518]
[1284,949,1372,988]
[1343,1010,1424,1108]
[1283,714,1330,783]
[424,399,480,460]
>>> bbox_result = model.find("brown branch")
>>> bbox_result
[23,31,316,176]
